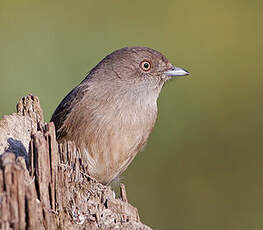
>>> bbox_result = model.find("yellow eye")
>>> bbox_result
[140,60,151,71]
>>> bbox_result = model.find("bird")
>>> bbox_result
[51,47,189,185]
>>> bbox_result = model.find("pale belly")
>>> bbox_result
[84,115,155,184]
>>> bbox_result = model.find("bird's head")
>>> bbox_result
[87,47,189,93]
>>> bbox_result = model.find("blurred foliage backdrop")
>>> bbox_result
[1,0,263,229]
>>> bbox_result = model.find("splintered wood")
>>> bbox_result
[0,95,151,230]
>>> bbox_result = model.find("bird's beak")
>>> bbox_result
[164,66,189,77]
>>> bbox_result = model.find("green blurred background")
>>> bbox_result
[1,0,263,229]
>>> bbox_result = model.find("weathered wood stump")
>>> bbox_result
[0,95,151,230]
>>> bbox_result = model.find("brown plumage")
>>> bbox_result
[51,47,189,184]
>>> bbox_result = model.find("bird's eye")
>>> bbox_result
[140,60,151,71]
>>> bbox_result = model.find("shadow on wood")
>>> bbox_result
[0,95,151,230]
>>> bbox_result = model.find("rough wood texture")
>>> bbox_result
[0,95,151,230]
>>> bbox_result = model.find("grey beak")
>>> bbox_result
[164,66,189,77]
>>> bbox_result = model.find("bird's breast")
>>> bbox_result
[83,96,158,184]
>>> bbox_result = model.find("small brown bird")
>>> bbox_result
[51,47,189,185]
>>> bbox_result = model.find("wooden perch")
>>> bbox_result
[0,95,152,230]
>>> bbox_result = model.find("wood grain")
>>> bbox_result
[0,95,151,230]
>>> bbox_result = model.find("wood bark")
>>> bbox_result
[0,95,152,230]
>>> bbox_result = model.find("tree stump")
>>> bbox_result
[0,95,151,230]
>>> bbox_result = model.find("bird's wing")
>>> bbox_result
[50,86,84,140]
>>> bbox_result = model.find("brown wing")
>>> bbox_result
[50,86,84,140]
